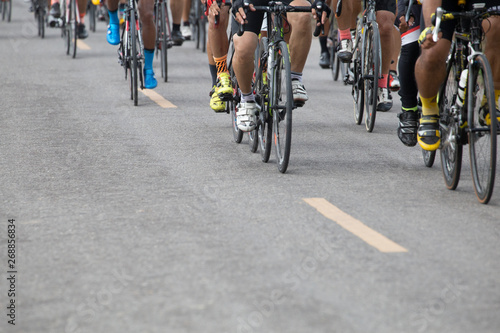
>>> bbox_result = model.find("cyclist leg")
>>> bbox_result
[208,0,231,111]
[286,0,312,106]
[318,0,333,68]
[170,0,185,45]
[375,1,397,111]
[106,0,120,45]
[414,0,452,150]
[181,0,191,39]
[483,14,500,123]
[138,0,158,89]
[77,0,88,38]
[336,0,356,62]
[231,9,263,131]
[388,24,400,91]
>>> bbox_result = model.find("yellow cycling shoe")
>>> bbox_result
[216,72,233,102]
[210,86,226,113]
[417,115,441,151]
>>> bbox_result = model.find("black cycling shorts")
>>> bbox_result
[376,0,396,14]
[231,0,293,36]
[440,0,500,41]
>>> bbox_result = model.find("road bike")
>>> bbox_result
[238,1,322,173]
[62,0,79,58]
[434,4,499,203]
[347,0,381,132]
[118,0,145,105]
[155,0,173,82]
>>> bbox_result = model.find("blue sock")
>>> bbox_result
[144,49,154,71]
[108,10,119,25]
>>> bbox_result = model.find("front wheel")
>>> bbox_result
[467,54,497,204]
[439,54,462,190]
[272,41,293,173]
[422,149,436,167]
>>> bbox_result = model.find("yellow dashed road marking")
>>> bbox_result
[140,89,177,108]
[304,198,408,253]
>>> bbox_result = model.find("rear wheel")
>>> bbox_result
[131,9,139,105]
[229,66,243,143]
[468,54,497,204]
[88,1,96,32]
[439,55,462,190]
[364,24,379,132]
[256,37,272,162]
[353,46,364,125]
[273,41,293,173]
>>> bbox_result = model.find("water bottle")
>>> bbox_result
[457,68,468,107]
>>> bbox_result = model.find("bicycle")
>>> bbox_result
[87,0,97,32]
[433,4,499,204]
[236,1,323,173]
[347,0,381,132]
[62,0,80,58]
[1,0,12,22]
[118,0,145,105]
[155,0,173,82]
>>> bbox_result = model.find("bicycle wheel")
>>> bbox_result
[256,37,272,162]
[249,41,263,153]
[352,41,364,125]
[468,54,497,204]
[201,16,207,53]
[2,0,11,21]
[130,8,139,105]
[69,0,77,58]
[328,23,340,81]
[160,0,168,82]
[273,41,293,173]
[422,149,436,167]
[439,54,462,190]
[229,66,243,143]
[363,24,379,132]
[88,2,96,32]
[38,6,46,38]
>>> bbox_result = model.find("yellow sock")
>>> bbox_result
[420,95,439,116]
[495,89,500,109]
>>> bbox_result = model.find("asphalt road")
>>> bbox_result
[1,2,500,333]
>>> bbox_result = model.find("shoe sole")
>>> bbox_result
[218,92,232,102]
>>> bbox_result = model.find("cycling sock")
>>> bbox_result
[319,36,328,53]
[173,24,181,32]
[420,95,439,116]
[378,74,388,88]
[291,72,302,82]
[80,13,85,23]
[339,28,351,40]
[108,10,119,25]
[209,64,217,87]
[402,106,418,112]
[183,21,190,27]
[144,49,154,71]
[214,54,228,75]
[240,92,255,103]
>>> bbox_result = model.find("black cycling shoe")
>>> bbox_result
[78,23,89,39]
[397,110,419,147]
[319,52,330,69]
[172,30,185,46]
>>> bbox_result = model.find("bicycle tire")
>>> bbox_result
[201,17,207,53]
[160,0,168,82]
[249,41,263,153]
[439,53,462,190]
[89,2,96,32]
[229,66,243,143]
[273,41,293,173]
[70,0,77,58]
[131,8,139,106]
[38,7,45,38]
[328,24,340,81]
[353,44,364,125]
[257,37,272,162]
[422,149,436,167]
[467,53,497,204]
[364,24,379,132]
